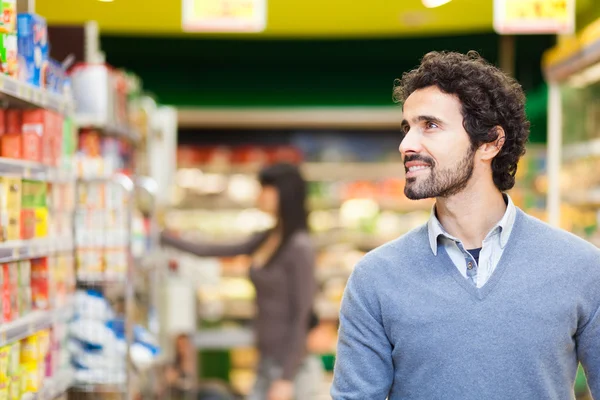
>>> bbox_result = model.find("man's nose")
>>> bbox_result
[399,129,422,156]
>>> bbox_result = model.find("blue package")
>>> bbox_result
[16,13,48,87]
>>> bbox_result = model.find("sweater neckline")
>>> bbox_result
[436,208,524,301]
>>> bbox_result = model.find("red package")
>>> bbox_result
[20,209,35,240]
[1,134,21,159]
[22,109,53,163]
[52,114,63,166]
[0,109,6,136]
[31,258,49,310]
[5,110,21,134]
[2,264,12,322]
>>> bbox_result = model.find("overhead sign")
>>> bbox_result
[494,0,575,35]
[182,0,267,33]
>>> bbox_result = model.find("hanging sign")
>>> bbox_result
[182,0,267,33]
[493,0,575,35]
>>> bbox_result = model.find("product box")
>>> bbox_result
[5,210,19,240]
[1,265,10,322]
[0,1,17,33]
[7,342,19,376]
[0,33,17,77]
[0,383,7,400]
[20,362,38,393]
[44,58,67,94]
[16,13,47,87]
[1,110,21,159]
[33,207,47,238]
[0,346,9,380]
[0,177,21,210]
[8,375,19,400]
[17,261,30,288]
[30,258,49,310]
[22,109,54,165]
[21,180,46,209]
[17,286,30,316]
[19,209,34,240]
[20,335,39,363]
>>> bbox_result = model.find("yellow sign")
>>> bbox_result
[182,0,267,32]
[494,0,575,34]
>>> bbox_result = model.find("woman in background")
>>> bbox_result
[161,163,321,400]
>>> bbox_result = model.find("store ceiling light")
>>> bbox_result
[422,0,452,8]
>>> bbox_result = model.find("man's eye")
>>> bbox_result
[426,122,438,129]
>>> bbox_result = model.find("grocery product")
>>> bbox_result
[31,258,49,310]
[20,362,38,393]
[16,13,47,87]
[1,110,21,159]
[71,64,115,125]
[0,346,9,380]
[5,209,18,240]
[19,209,34,240]
[0,33,16,77]
[7,342,19,377]
[8,375,19,400]
[33,207,47,237]
[0,0,17,33]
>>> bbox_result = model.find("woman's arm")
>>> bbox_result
[160,230,268,258]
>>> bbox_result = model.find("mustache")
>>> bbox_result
[403,154,435,168]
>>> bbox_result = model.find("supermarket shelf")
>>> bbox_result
[194,327,254,350]
[76,115,141,144]
[23,369,74,400]
[0,158,75,182]
[188,162,405,181]
[0,236,74,263]
[0,304,74,347]
[76,272,127,285]
[563,138,600,162]
[0,75,73,115]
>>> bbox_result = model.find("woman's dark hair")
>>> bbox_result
[258,162,308,243]
[393,50,530,191]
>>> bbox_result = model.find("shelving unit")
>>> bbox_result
[0,303,73,347]
[0,237,74,263]
[23,369,75,400]
[75,116,142,145]
[0,75,73,114]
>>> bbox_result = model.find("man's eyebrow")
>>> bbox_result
[415,115,444,125]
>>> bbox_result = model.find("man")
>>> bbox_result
[331,51,600,399]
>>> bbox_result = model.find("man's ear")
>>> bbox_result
[479,126,505,161]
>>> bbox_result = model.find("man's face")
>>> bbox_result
[399,86,476,200]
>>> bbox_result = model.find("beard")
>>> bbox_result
[404,146,476,200]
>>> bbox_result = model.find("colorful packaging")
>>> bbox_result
[19,209,34,240]
[36,330,49,360]
[19,362,38,393]
[33,207,47,238]
[6,342,18,376]
[21,180,46,209]
[0,33,16,77]
[43,58,67,94]
[8,375,19,400]
[22,109,54,165]
[17,261,30,287]
[30,258,49,310]
[19,335,39,364]
[0,177,22,210]
[0,1,17,33]
[1,265,10,322]
[16,13,47,87]
[0,346,9,380]
[0,383,7,400]
[1,110,21,159]
[5,210,19,241]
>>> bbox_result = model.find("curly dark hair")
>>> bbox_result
[393,50,530,192]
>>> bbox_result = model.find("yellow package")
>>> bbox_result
[36,330,50,360]
[0,383,7,400]
[0,347,9,381]
[0,178,22,210]
[20,363,38,393]
[7,343,19,377]
[5,210,19,241]
[34,208,48,238]
[8,375,19,400]
[20,336,39,364]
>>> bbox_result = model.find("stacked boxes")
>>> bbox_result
[16,13,47,87]
[0,0,18,77]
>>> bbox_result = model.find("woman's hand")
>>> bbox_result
[268,380,294,400]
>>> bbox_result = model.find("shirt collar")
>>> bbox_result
[427,193,517,255]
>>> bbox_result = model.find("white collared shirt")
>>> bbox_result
[427,194,517,288]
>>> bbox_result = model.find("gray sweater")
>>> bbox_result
[161,230,316,380]
[332,209,600,399]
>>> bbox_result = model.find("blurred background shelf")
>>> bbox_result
[0,75,73,115]
[0,236,74,263]
[0,303,73,347]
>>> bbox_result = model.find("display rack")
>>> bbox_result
[0,304,73,347]
[0,74,73,115]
